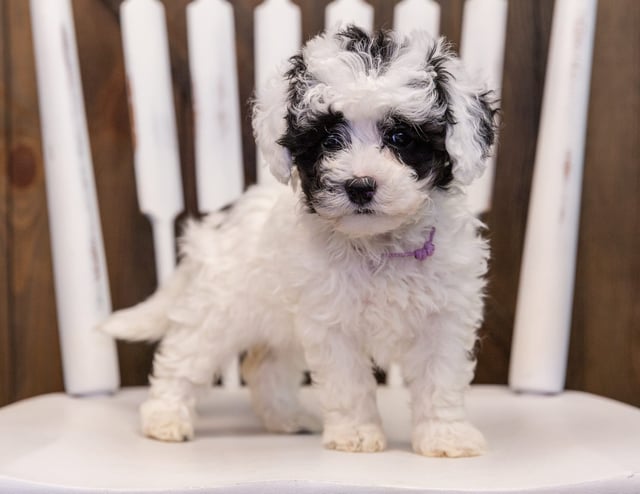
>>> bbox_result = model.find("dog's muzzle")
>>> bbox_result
[345,176,377,206]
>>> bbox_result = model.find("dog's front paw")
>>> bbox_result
[140,399,195,442]
[412,419,486,457]
[323,422,386,453]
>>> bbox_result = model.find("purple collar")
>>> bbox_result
[384,227,436,261]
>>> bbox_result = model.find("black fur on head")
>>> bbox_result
[335,25,400,75]
[254,26,499,204]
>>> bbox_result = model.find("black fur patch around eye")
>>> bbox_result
[336,25,399,74]
[277,111,349,211]
[381,116,453,188]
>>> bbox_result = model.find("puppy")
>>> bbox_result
[101,26,496,457]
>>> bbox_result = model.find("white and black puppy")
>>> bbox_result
[101,26,497,457]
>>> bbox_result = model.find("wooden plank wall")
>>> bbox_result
[0,0,10,405]
[0,0,638,407]
[2,0,64,403]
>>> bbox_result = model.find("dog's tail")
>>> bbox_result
[98,260,192,342]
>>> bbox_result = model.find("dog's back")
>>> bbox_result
[99,182,288,343]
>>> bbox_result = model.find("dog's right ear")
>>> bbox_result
[252,65,293,185]
[418,36,498,186]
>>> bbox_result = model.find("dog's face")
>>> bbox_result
[253,27,496,237]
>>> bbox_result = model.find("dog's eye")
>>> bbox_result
[322,133,344,151]
[386,130,413,148]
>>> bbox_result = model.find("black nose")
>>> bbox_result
[345,176,377,205]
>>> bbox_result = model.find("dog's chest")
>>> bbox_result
[365,261,437,320]
[303,255,441,338]
[340,260,441,364]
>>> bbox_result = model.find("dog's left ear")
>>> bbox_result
[446,86,497,185]
[252,64,293,185]
[429,41,498,186]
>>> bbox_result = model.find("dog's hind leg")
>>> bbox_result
[242,344,321,434]
[140,315,233,442]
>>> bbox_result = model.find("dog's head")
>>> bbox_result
[253,26,497,237]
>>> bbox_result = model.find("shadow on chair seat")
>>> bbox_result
[1,385,639,493]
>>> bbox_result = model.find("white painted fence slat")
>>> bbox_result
[187,0,244,390]
[30,0,120,396]
[325,0,374,32]
[460,0,508,215]
[120,0,184,284]
[509,0,598,394]
[187,0,244,214]
[393,0,440,39]
[254,0,302,185]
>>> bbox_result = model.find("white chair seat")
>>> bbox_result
[1,385,639,493]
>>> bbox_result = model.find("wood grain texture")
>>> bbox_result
[0,0,12,406]
[438,0,464,47]
[1,0,638,407]
[295,0,331,43]
[72,0,158,386]
[232,0,261,187]
[5,0,64,401]
[474,0,554,385]
[567,0,640,404]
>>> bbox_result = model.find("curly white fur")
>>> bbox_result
[100,26,495,457]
